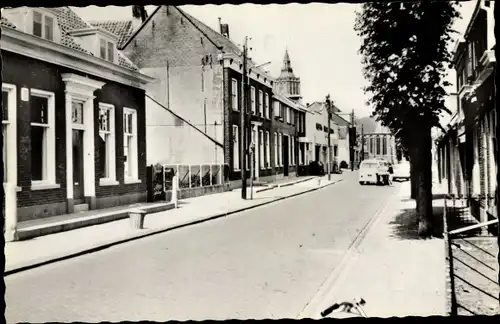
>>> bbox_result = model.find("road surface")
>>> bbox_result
[6,173,400,322]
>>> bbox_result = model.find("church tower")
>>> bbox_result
[275,49,302,103]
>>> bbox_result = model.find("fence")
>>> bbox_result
[443,194,499,316]
[147,163,230,202]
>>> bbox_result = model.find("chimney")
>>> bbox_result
[131,16,142,32]
[219,17,230,39]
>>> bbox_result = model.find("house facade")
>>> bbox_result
[117,5,227,167]
[436,0,497,225]
[1,7,154,222]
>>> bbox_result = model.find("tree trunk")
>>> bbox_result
[414,128,434,237]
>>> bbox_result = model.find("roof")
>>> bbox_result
[1,7,138,71]
[331,113,350,127]
[176,7,242,56]
[89,20,135,49]
[307,101,341,114]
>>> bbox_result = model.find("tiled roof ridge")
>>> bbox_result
[1,6,139,71]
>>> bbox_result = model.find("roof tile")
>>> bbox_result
[89,20,135,48]
[2,7,139,71]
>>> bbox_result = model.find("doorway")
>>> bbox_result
[72,129,85,205]
[283,135,289,177]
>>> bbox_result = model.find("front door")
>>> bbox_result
[72,129,85,204]
[283,136,289,177]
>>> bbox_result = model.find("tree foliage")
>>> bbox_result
[354,1,461,143]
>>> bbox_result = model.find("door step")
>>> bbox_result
[74,203,89,213]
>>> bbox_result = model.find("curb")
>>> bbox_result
[296,186,400,319]
[5,178,343,276]
[254,176,318,193]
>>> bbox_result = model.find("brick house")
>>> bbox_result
[1,7,154,222]
[113,5,278,186]
[436,0,497,225]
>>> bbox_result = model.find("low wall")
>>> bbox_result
[164,183,231,201]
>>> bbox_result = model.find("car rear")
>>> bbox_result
[358,161,379,184]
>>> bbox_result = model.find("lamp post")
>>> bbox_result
[325,95,332,181]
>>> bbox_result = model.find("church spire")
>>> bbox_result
[282,49,293,74]
[275,48,302,103]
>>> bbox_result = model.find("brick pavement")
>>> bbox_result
[299,180,447,318]
[5,174,344,274]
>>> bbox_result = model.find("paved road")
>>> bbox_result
[6,172,400,322]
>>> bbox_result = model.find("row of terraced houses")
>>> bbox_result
[435,0,497,230]
[1,5,353,225]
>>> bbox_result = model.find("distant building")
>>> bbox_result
[362,121,396,164]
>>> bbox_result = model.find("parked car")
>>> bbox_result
[392,161,410,181]
[358,159,390,185]
[309,161,325,176]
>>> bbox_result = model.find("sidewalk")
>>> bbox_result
[5,174,344,275]
[299,180,447,318]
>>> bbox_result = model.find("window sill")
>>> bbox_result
[124,178,142,184]
[31,183,61,191]
[100,179,119,186]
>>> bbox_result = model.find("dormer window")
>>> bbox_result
[33,10,54,41]
[99,38,114,62]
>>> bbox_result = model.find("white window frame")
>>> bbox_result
[231,78,238,111]
[251,86,256,114]
[99,37,115,62]
[2,83,18,190]
[274,132,278,167]
[30,88,59,190]
[233,125,240,170]
[286,107,291,123]
[123,107,140,183]
[274,100,280,118]
[291,136,295,165]
[266,131,270,169]
[265,93,270,119]
[258,90,263,116]
[33,10,54,41]
[259,129,264,170]
[98,103,118,186]
[278,133,283,166]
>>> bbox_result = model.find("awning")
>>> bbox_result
[298,137,311,143]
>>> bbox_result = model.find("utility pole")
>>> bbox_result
[361,124,364,164]
[326,94,332,181]
[240,36,248,199]
[350,109,355,171]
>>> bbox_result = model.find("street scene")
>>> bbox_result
[2,1,499,321]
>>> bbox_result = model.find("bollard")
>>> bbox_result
[4,182,18,242]
[129,209,147,230]
[317,177,321,187]
[172,175,179,208]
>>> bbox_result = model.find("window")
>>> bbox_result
[274,132,278,167]
[107,41,114,62]
[259,130,264,169]
[30,89,57,188]
[251,86,256,113]
[266,131,270,168]
[44,16,54,41]
[100,39,106,59]
[382,137,387,155]
[265,93,270,119]
[33,11,54,41]
[98,103,117,184]
[274,100,280,117]
[233,125,239,170]
[123,108,139,182]
[291,136,295,165]
[278,133,283,166]
[258,90,263,116]
[231,78,238,110]
[100,38,115,62]
[2,84,16,185]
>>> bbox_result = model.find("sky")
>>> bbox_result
[72,2,477,118]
